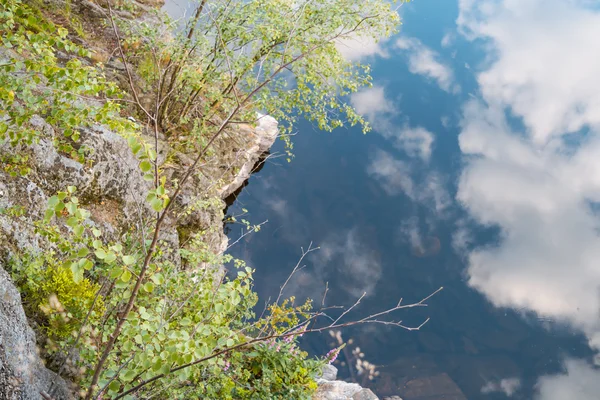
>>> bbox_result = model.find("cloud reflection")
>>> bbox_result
[283,229,383,301]
[336,35,389,61]
[350,87,436,161]
[458,0,600,144]
[535,360,600,400]
[481,377,521,397]
[315,229,382,298]
[455,0,600,395]
[395,36,459,93]
[367,149,451,214]
[350,86,396,122]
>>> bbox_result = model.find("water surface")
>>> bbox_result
[167,0,600,398]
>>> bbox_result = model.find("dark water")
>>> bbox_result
[167,0,600,398]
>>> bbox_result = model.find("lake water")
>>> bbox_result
[166,0,600,398]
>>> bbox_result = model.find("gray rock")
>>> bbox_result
[313,363,380,400]
[218,114,279,198]
[318,364,338,381]
[313,380,363,400]
[0,266,72,400]
[353,389,378,400]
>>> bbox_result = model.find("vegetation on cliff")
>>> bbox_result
[0,0,433,398]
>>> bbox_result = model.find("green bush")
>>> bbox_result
[10,252,105,341]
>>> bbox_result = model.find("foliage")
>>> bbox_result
[6,187,325,398]
[201,340,320,400]
[0,0,407,397]
[0,0,134,160]
[10,252,105,341]
[7,186,106,343]
[121,0,401,154]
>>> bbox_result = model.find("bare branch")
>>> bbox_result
[275,242,319,306]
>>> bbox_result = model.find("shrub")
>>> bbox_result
[10,252,105,341]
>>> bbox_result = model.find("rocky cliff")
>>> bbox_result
[0,113,278,398]
[0,111,382,400]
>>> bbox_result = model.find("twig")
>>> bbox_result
[114,287,443,398]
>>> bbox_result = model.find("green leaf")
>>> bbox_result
[108,380,121,392]
[66,202,77,215]
[82,259,94,270]
[70,263,84,283]
[73,224,84,236]
[122,255,135,265]
[77,247,90,257]
[44,209,54,221]
[151,273,164,285]
[150,198,163,212]
[121,269,132,282]
[122,369,137,382]
[143,282,154,293]
[66,216,78,227]
[95,249,107,259]
[47,195,59,208]
[54,201,65,212]
[140,160,152,172]
[105,251,117,263]
[110,267,122,279]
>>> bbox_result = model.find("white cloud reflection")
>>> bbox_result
[455,0,600,395]
[350,86,396,122]
[350,87,435,161]
[535,360,600,400]
[367,149,451,214]
[336,35,389,61]
[458,0,600,144]
[397,126,435,162]
[481,377,521,397]
[281,229,383,301]
[367,148,415,197]
[315,229,382,298]
[395,36,459,93]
